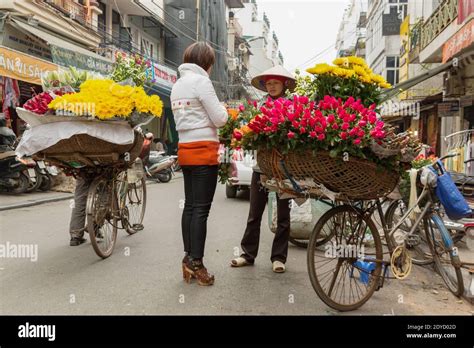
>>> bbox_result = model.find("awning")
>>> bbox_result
[381,49,474,101]
[10,19,112,74]
[0,45,58,85]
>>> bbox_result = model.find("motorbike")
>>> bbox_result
[144,151,178,183]
[35,160,58,191]
[0,146,34,194]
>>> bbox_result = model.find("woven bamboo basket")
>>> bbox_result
[33,133,144,168]
[257,148,399,200]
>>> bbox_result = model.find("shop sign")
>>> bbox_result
[382,11,402,36]
[0,45,58,85]
[151,62,177,88]
[50,46,112,75]
[460,95,473,107]
[2,24,52,61]
[442,19,474,63]
[438,100,460,117]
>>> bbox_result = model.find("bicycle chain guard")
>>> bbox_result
[390,245,413,280]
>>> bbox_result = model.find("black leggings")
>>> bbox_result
[181,165,218,259]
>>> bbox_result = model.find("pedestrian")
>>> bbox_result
[171,42,228,286]
[230,65,296,273]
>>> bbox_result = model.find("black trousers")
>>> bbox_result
[241,172,291,263]
[181,165,218,259]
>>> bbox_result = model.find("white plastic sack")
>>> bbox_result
[267,192,331,240]
[16,121,135,158]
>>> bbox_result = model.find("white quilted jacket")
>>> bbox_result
[170,63,228,143]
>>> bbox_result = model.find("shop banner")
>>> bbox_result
[50,46,112,75]
[150,62,177,89]
[442,19,474,63]
[2,24,52,62]
[0,46,58,85]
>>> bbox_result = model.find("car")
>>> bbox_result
[225,148,253,198]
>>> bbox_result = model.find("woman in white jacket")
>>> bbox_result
[171,42,228,286]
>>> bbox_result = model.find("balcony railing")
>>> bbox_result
[408,19,423,62]
[46,0,88,25]
[420,0,458,50]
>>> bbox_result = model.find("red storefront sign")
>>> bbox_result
[442,19,474,63]
[152,63,177,87]
[459,0,474,24]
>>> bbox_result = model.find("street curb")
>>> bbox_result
[0,193,74,212]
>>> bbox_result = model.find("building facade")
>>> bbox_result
[335,0,368,58]
[235,0,285,98]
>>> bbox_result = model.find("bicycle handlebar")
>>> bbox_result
[465,158,474,164]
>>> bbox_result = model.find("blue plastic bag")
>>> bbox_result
[432,160,472,220]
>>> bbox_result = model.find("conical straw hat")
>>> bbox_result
[251,65,296,92]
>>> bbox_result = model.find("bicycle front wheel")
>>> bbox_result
[86,177,118,259]
[424,214,464,296]
[307,205,383,311]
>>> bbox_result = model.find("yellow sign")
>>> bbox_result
[0,46,58,85]
[399,15,410,100]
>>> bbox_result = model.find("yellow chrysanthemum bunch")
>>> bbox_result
[48,79,163,120]
[306,63,334,75]
[306,56,392,89]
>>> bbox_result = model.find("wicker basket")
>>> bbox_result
[33,132,144,168]
[257,148,399,200]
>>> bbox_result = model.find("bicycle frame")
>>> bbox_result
[372,186,457,258]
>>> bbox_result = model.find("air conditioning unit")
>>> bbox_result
[443,70,464,98]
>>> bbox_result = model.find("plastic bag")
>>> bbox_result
[431,160,472,220]
[267,192,331,240]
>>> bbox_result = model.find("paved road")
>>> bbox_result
[0,176,472,315]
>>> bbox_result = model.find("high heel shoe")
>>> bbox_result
[184,258,214,286]
[182,254,191,280]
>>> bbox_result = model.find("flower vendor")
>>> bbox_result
[230,65,296,274]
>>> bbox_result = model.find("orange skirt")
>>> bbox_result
[178,141,220,166]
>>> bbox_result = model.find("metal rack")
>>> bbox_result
[444,129,474,151]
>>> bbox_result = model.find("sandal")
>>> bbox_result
[230,257,253,267]
[272,261,286,273]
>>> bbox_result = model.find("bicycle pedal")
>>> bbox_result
[132,224,144,231]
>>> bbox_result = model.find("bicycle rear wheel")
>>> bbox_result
[424,214,464,296]
[307,205,383,311]
[86,177,118,259]
[385,199,433,265]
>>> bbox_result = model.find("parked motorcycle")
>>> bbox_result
[144,151,178,183]
[35,160,58,191]
[20,156,42,193]
[0,147,32,194]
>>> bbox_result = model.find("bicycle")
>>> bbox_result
[85,159,146,258]
[384,156,474,265]
[307,153,466,311]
